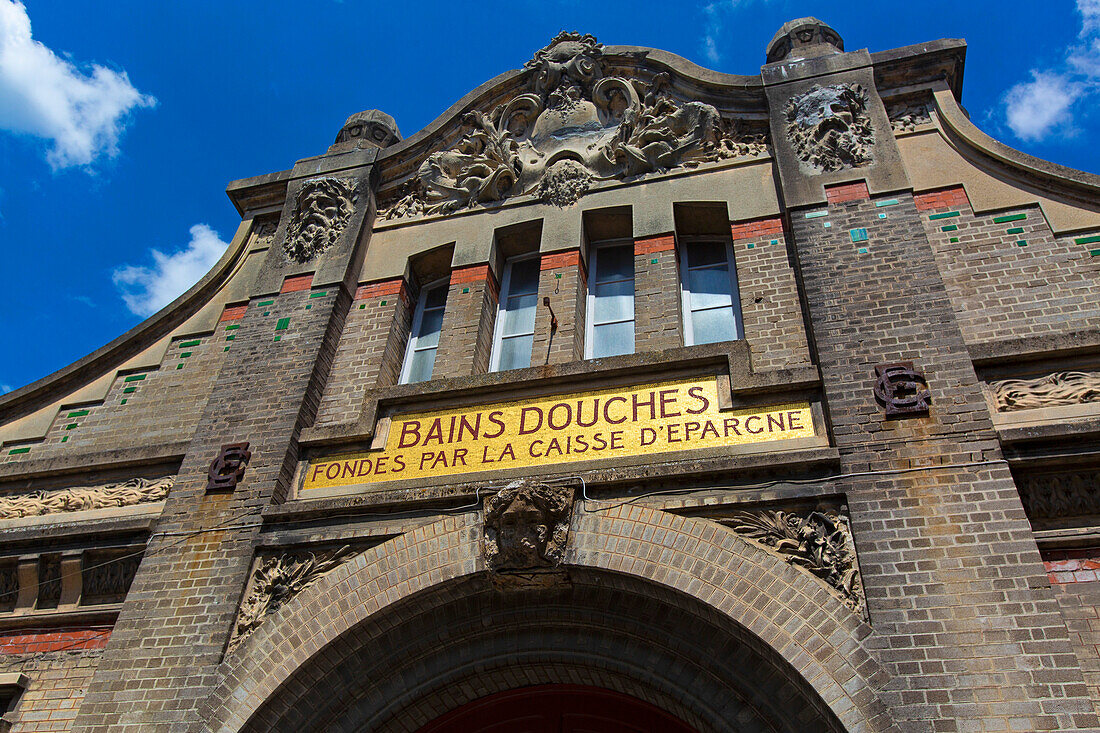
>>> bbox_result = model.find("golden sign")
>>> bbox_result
[301,377,815,492]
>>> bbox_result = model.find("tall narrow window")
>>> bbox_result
[490,255,540,372]
[586,240,635,359]
[680,239,742,345]
[400,279,448,384]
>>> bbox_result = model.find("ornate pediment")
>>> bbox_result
[380,32,767,220]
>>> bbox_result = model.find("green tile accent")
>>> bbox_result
[262,311,270,317]
[1075,234,1100,245]
[8,447,30,455]
[274,335,281,342]
[770,240,778,245]
[857,247,869,254]
[941,224,958,232]
[1016,240,1028,247]
[1090,248,1100,256]
[123,374,146,382]
[992,213,1026,224]
[850,228,869,243]
[225,324,240,331]
[305,304,312,310]
[878,213,887,219]
[120,399,127,405]
[804,211,827,219]
[746,243,755,249]
[257,300,275,307]
[61,435,69,443]
[1006,227,1024,234]
[461,287,470,294]
[180,352,192,358]
[225,335,235,341]
[65,423,78,430]
[223,346,231,352]
[555,273,562,279]
[928,211,960,220]
[650,258,658,264]
[179,339,201,348]
[309,291,327,298]
[67,409,90,418]
[823,222,832,228]
[122,386,137,394]
[379,300,387,306]
[276,318,290,331]
[875,198,900,207]
[359,304,367,309]
[176,364,184,370]
[949,237,960,243]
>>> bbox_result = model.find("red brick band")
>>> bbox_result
[634,235,675,255]
[280,273,314,293]
[219,304,248,322]
[729,217,785,241]
[540,251,580,270]
[449,264,493,285]
[825,181,870,205]
[914,186,970,211]
[355,278,405,300]
[0,627,112,654]
[1044,549,1100,585]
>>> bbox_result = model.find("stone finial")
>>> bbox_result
[332,109,401,149]
[766,17,844,64]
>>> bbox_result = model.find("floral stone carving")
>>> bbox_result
[228,545,357,654]
[483,480,574,573]
[381,32,766,219]
[888,101,931,132]
[284,177,358,263]
[785,83,873,172]
[726,509,866,618]
[990,371,1100,412]
[0,476,173,520]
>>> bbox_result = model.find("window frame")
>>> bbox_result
[399,276,450,384]
[584,238,636,359]
[678,237,744,346]
[489,253,542,373]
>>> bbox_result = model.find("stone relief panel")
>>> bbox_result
[227,545,358,654]
[990,371,1100,412]
[725,508,866,619]
[82,552,142,605]
[380,32,767,219]
[1016,469,1100,521]
[785,83,873,172]
[0,564,16,612]
[249,218,279,249]
[483,480,575,574]
[888,101,932,132]
[0,476,173,520]
[284,177,359,264]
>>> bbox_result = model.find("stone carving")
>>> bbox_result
[228,545,357,654]
[0,476,173,520]
[785,83,873,172]
[332,109,401,150]
[0,565,16,612]
[284,178,358,263]
[1017,470,1100,520]
[888,101,931,132]
[381,32,765,219]
[727,509,866,618]
[207,442,251,492]
[990,371,1100,412]
[82,554,141,604]
[250,218,279,248]
[37,557,61,607]
[483,480,574,572]
[873,362,931,417]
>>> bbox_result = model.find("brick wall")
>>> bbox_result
[729,217,811,372]
[633,235,681,353]
[0,650,103,733]
[789,189,1098,730]
[1047,549,1100,705]
[532,251,584,366]
[434,265,498,379]
[918,187,1100,346]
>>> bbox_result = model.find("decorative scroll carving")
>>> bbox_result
[483,480,574,573]
[0,476,173,520]
[990,371,1100,412]
[82,553,141,604]
[873,362,931,417]
[1017,470,1100,520]
[727,509,866,618]
[284,178,358,263]
[785,83,873,172]
[228,546,357,653]
[888,101,931,132]
[380,32,766,219]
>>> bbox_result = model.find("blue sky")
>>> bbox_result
[1,0,1096,394]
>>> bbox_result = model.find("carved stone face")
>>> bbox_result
[284,178,357,264]
[529,33,603,103]
[785,84,873,172]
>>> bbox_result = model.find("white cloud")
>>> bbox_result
[0,0,155,169]
[1002,1,1100,142]
[0,384,11,394]
[113,225,228,318]
[700,1,758,64]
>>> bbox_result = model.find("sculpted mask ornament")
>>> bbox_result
[284,177,358,264]
[381,32,766,219]
[483,480,574,572]
[785,83,873,172]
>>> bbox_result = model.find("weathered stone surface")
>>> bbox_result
[0,476,172,520]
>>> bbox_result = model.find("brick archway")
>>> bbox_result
[199,504,900,733]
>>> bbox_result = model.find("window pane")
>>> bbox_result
[591,321,634,358]
[416,307,445,348]
[594,245,634,283]
[593,278,633,323]
[498,334,533,371]
[687,265,733,310]
[691,306,737,345]
[509,258,540,296]
[686,241,727,269]
[406,347,436,383]
[424,285,448,309]
[501,294,537,336]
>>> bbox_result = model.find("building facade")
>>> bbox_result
[1,17,1100,732]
